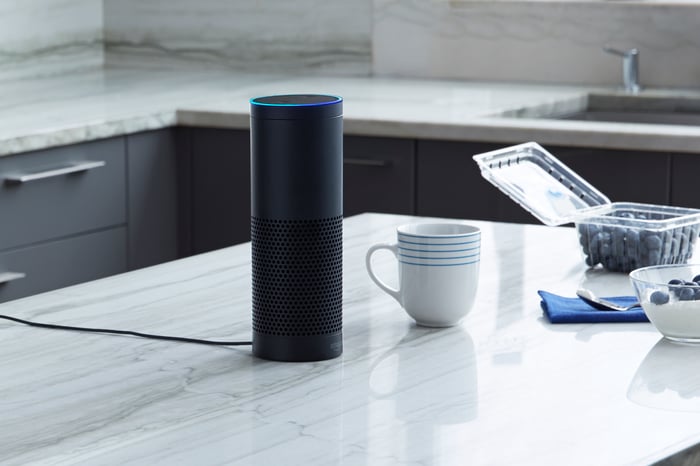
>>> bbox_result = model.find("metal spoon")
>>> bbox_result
[576,288,640,312]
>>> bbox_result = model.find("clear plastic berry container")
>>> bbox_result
[576,203,700,272]
[473,142,700,273]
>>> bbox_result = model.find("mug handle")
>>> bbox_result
[365,243,401,304]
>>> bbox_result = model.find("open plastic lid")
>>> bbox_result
[472,142,612,226]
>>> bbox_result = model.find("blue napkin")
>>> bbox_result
[538,290,649,323]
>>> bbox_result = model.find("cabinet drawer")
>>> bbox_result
[0,227,127,303]
[0,137,126,251]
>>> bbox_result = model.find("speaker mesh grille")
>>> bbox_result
[251,216,343,337]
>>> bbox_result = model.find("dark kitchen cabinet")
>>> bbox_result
[0,137,126,250]
[344,136,415,217]
[670,153,700,210]
[416,140,674,224]
[190,128,251,254]
[126,128,186,270]
[0,128,187,302]
[416,139,540,223]
[188,130,417,254]
[2,123,695,304]
[0,136,128,303]
[551,145,671,206]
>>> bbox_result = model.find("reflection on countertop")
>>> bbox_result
[369,327,478,425]
[628,338,700,412]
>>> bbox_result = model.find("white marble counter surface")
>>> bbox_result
[4,66,700,157]
[1,213,699,465]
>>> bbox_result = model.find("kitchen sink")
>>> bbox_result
[527,93,700,126]
[559,109,700,126]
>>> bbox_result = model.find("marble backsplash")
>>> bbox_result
[103,0,373,76]
[2,1,700,88]
[0,0,103,82]
[373,1,700,89]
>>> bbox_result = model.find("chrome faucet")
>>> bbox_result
[603,45,641,94]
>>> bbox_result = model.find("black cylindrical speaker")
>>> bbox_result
[250,94,343,362]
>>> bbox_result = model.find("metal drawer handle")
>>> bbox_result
[0,272,26,285]
[4,160,106,184]
[344,158,391,167]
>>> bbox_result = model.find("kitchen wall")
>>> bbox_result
[103,0,373,76]
[0,0,103,82]
[2,0,700,89]
[373,0,700,88]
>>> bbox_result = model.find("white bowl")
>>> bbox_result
[630,264,700,343]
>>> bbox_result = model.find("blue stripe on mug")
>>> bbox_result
[399,259,480,267]
[398,231,480,239]
[398,252,480,260]
[398,238,479,246]
[398,245,480,253]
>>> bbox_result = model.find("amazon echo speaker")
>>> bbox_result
[250,94,343,362]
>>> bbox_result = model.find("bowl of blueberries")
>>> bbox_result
[630,264,700,343]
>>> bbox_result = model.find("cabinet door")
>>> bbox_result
[551,145,671,206]
[671,153,700,209]
[191,128,250,254]
[416,140,538,222]
[344,136,415,217]
[127,129,184,270]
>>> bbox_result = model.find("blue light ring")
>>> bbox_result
[250,94,343,107]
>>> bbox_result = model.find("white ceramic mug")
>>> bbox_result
[365,223,481,327]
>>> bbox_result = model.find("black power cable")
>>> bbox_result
[0,314,252,346]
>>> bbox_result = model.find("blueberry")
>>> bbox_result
[627,229,640,255]
[670,238,680,257]
[650,290,670,305]
[668,279,684,298]
[611,228,625,258]
[645,234,662,251]
[680,232,690,256]
[679,287,695,301]
[587,234,601,265]
[648,249,661,265]
[661,232,672,255]
[693,274,700,283]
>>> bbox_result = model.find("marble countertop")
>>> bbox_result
[5,66,700,157]
[1,213,699,465]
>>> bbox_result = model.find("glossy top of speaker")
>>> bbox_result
[250,94,343,120]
